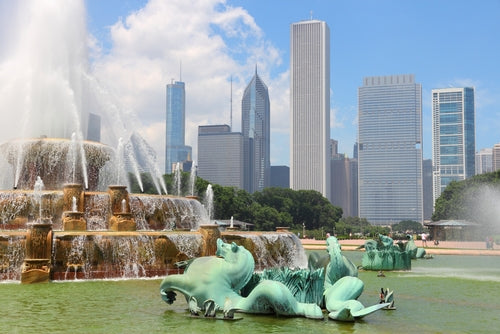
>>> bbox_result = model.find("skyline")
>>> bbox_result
[1,0,499,173]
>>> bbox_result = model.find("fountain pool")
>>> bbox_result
[0,253,498,333]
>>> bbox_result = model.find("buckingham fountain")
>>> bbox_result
[0,0,306,284]
[0,135,307,283]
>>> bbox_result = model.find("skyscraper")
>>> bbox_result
[165,80,192,174]
[432,87,475,204]
[241,68,270,193]
[290,20,331,200]
[358,74,423,225]
[197,125,244,189]
[475,148,493,175]
[493,143,500,172]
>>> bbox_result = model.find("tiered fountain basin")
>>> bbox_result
[0,138,305,283]
[1,226,305,282]
[0,138,113,191]
[0,184,304,282]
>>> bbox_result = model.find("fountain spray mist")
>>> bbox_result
[465,184,500,235]
[0,1,166,191]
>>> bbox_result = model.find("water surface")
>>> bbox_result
[1,253,499,333]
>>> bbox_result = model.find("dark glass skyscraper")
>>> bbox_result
[165,81,191,174]
[432,87,475,204]
[241,68,270,193]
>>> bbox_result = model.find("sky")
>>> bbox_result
[2,0,500,172]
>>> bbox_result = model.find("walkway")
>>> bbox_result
[301,238,500,256]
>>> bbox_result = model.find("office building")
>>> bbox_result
[270,166,290,188]
[422,159,433,221]
[358,74,423,225]
[290,20,331,200]
[165,80,192,174]
[197,125,244,189]
[432,87,475,204]
[241,68,270,193]
[492,143,500,172]
[475,148,493,175]
[331,154,358,217]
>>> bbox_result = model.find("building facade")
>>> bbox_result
[422,159,433,221]
[358,74,423,225]
[197,125,244,189]
[432,87,475,204]
[475,148,493,175]
[331,155,358,218]
[492,143,500,172]
[165,81,192,174]
[270,166,290,188]
[290,20,331,201]
[241,68,270,193]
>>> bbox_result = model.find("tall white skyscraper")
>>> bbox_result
[290,20,331,200]
[432,87,475,204]
[358,74,423,225]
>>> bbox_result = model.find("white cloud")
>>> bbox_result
[92,0,285,172]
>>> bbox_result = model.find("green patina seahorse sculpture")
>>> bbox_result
[160,237,388,321]
[160,238,323,319]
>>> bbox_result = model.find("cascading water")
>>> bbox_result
[204,184,214,222]
[32,176,45,220]
[0,0,304,283]
[188,161,197,196]
[0,236,25,280]
[174,163,181,196]
[0,1,167,194]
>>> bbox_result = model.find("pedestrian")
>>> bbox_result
[421,232,427,247]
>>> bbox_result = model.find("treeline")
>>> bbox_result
[131,172,341,231]
[432,169,500,234]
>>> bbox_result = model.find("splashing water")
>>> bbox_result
[174,162,181,196]
[33,176,44,220]
[0,1,166,192]
[204,184,214,222]
[188,161,197,196]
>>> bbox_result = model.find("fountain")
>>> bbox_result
[0,0,305,283]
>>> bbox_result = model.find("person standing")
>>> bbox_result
[421,233,428,247]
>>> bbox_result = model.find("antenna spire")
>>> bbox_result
[230,75,233,130]
[179,60,182,82]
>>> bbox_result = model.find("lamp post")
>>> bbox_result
[302,223,305,239]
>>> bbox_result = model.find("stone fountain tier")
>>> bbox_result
[21,222,53,283]
[0,228,305,281]
[0,138,113,191]
[0,188,205,231]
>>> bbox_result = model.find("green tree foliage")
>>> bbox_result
[391,220,424,234]
[432,170,500,234]
[335,216,370,235]
[131,173,342,232]
[253,187,342,231]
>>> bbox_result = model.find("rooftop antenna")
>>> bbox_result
[230,75,233,130]
[179,60,182,82]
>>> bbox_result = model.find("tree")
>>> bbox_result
[432,170,500,235]
[391,220,423,234]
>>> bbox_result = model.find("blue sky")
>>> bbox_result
[38,1,500,168]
